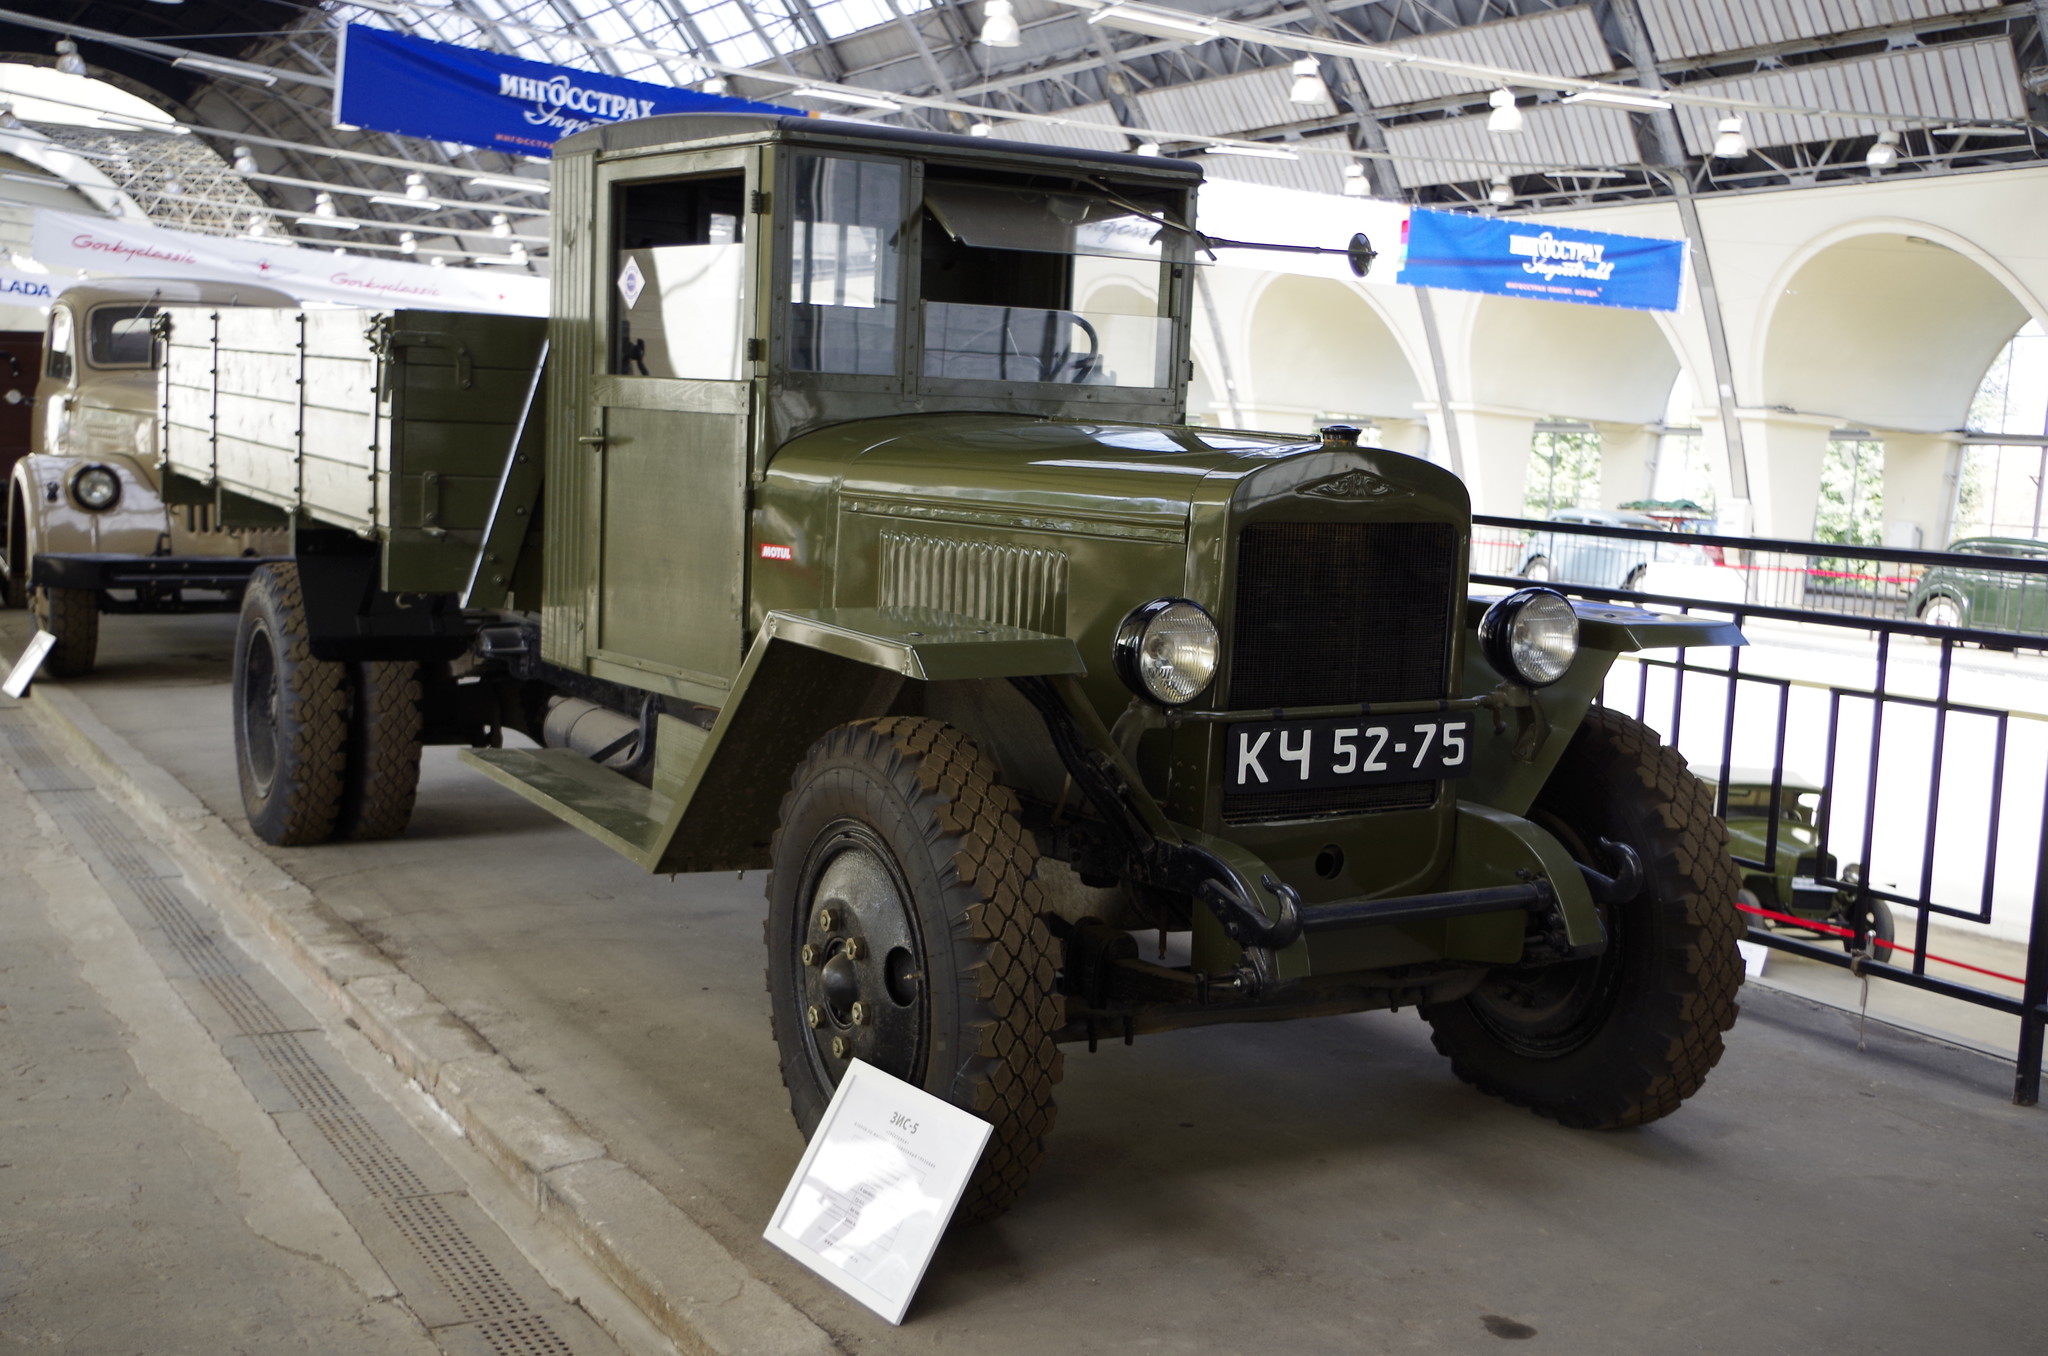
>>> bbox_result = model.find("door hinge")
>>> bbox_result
[745,337,765,362]
[750,189,771,214]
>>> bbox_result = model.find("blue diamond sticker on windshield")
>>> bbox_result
[616,255,645,308]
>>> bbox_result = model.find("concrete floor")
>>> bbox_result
[8,610,2048,1354]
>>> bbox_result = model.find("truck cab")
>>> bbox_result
[6,278,294,675]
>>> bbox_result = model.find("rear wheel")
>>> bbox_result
[233,563,350,846]
[1834,895,1898,965]
[333,660,423,841]
[1422,706,1744,1129]
[765,717,1063,1223]
[31,585,98,677]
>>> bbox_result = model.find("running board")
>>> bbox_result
[459,747,671,864]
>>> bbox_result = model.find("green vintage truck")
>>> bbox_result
[156,112,1745,1220]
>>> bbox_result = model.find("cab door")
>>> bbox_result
[586,147,761,696]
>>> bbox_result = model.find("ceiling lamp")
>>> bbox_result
[55,39,86,77]
[232,145,258,174]
[373,173,439,210]
[1087,5,1214,43]
[1712,117,1747,158]
[509,240,529,266]
[1289,58,1330,106]
[300,192,359,230]
[1488,174,1514,207]
[968,122,993,137]
[1487,89,1523,135]
[1203,143,1301,160]
[1866,130,1901,168]
[980,0,1021,48]
[160,176,184,197]
[399,231,417,256]
[1134,141,1162,156]
[243,214,268,238]
[429,256,447,269]
[1341,162,1369,197]
[490,212,512,238]
[404,172,430,201]
[1562,88,1671,111]
[701,76,729,96]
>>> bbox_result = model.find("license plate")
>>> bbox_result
[1227,712,1479,793]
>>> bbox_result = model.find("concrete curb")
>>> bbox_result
[19,681,840,1356]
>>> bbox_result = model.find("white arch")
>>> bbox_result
[1237,271,1426,438]
[1753,217,2043,432]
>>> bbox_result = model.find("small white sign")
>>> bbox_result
[1737,939,1769,979]
[764,1060,991,1325]
[616,254,646,309]
[2,630,57,698]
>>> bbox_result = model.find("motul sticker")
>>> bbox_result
[759,543,794,561]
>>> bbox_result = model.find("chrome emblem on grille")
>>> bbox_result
[1300,469,1407,500]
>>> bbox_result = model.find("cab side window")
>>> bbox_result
[45,306,73,382]
[787,155,901,376]
[612,174,746,380]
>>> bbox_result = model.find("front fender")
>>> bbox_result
[12,452,169,560]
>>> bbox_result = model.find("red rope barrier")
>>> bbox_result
[1733,900,2024,986]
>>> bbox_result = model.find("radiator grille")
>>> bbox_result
[1227,521,1457,709]
[878,532,1068,633]
[1222,521,1457,823]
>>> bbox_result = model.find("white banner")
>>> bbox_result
[0,266,60,310]
[30,209,547,316]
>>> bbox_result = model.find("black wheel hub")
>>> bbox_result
[241,622,281,796]
[795,827,926,1085]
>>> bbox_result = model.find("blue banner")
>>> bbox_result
[336,25,796,155]
[1396,208,1686,312]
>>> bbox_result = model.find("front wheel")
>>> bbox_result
[31,584,98,677]
[1422,706,1744,1128]
[765,717,1063,1223]
[1919,595,1962,632]
[1521,556,1552,582]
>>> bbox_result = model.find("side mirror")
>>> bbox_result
[1347,232,1377,279]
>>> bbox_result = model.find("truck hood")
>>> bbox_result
[814,413,1322,532]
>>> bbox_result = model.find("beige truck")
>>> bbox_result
[4,278,293,675]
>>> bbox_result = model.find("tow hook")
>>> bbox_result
[1578,838,1643,904]
[1197,871,1304,951]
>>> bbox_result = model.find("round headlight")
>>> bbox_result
[71,464,121,512]
[1114,598,1219,706]
[1478,587,1579,687]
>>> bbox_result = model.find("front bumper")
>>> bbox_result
[30,553,286,611]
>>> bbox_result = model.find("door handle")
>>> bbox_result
[577,434,606,446]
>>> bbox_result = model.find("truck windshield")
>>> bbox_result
[919,177,1176,388]
[88,304,160,368]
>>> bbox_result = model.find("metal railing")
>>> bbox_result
[1471,514,2048,1104]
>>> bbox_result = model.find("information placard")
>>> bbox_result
[764,1060,991,1325]
[2,631,56,698]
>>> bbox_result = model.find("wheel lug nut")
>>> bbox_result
[806,1004,823,1029]
[850,1002,870,1025]
[800,943,821,966]
[843,937,867,961]
[816,907,839,933]
[830,1035,851,1059]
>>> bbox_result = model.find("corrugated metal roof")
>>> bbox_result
[1356,7,1614,108]
[1133,63,1337,136]
[1639,0,1999,62]
[1671,36,2025,152]
[1197,131,1353,195]
[1382,101,1641,188]
[985,101,1131,152]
